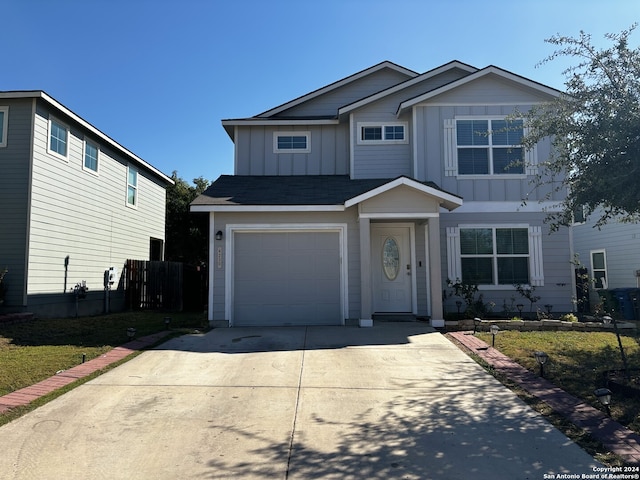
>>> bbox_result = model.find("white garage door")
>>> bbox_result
[233,231,342,326]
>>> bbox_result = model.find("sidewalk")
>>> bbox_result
[449,331,640,465]
[0,331,170,414]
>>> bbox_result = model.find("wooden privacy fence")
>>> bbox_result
[125,260,183,311]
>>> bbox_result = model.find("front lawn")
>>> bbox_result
[475,330,640,434]
[0,311,207,398]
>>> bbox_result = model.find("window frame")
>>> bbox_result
[47,116,70,161]
[273,131,311,154]
[0,106,8,148]
[83,138,100,174]
[455,116,525,177]
[357,122,408,145]
[126,165,138,208]
[590,249,608,289]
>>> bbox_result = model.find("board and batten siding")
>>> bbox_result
[235,124,350,176]
[414,103,558,203]
[27,103,167,300]
[439,211,574,313]
[0,98,34,306]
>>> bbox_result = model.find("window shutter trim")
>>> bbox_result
[444,119,457,176]
[528,226,544,286]
[446,227,461,281]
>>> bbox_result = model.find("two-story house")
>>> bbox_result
[0,91,173,318]
[191,61,572,327]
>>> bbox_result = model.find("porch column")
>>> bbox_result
[428,216,444,327]
[359,217,373,326]
[208,212,215,324]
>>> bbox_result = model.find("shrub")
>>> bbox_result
[560,313,579,323]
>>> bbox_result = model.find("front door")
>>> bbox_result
[371,225,413,313]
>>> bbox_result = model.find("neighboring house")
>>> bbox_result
[191,61,573,327]
[0,91,173,318]
[572,211,640,318]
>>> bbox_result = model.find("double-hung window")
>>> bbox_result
[127,166,138,207]
[590,250,607,289]
[48,117,69,159]
[0,106,8,148]
[83,139,99,173]
[273,131,310,153]
[456,118,524,175]
[358,122,408,144]
[447,225,544,287]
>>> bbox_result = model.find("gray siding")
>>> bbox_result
[573,214,640,289]
[0,99,33,307]
[24,101,167,316]
[416,103,557,203]
[440,211,574,313]
[272,68,412,118]
[235,124,350,176]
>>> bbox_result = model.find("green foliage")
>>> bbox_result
[514,283,541,312]
[165,171,212,264]
[560,313,579,323]
[519,25,640,229]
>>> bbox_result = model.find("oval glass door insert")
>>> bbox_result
[382,237,400,280]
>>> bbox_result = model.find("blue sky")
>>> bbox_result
[3,0,639,184]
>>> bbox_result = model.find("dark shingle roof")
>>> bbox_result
[192,175,455,206]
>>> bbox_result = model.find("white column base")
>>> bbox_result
[430,319,445,328]
[359,319,374,328]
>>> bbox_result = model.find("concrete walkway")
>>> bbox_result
[449,331,640,465]
[0,323,603,479]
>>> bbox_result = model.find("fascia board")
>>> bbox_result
[338,61,478,116]
[3,91,174,185]
[190,204,346,213]
[344,177,462,210]
[397,66,562,114]
[256,61,418,118]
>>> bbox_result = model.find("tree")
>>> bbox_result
[165,171,211,264]
[520,24,640,230]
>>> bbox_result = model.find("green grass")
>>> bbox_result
[0,311,207,397]
[476,330,640,434]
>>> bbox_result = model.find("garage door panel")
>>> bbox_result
[233,231,342,326]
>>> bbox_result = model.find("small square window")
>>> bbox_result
[48,117,69,159]
[84,140,99,173]
[362,126,382,141]
[0,106,8,148]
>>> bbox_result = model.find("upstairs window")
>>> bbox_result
[273,131,310,153]
[83,139,99,173]
[48,117,69,159]
[0,106,8,147]
[127,166,138,207]
[456,118,524,175]
[358,122,408,144]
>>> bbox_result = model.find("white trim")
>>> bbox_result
[190,204,346,213]
[47,115,69,161]
[398,66,561,113]
[423,223,431,317]
[339,61,478,116]
[345,176,462,210]
[447,201,562,214]
[359,212,438,220]
[223,119,338,127]
[126,165,138,209]
[590,249,608,289]
[0,106,8,147]
[371,223,417,314]
[0,91,173,184]
[208,212,216,323]
[225,223,349,326]
[349,113,355,178]
[356,121,408,145]
[273,131,311,154]
[412,107,418,177]
[82,137,100,175]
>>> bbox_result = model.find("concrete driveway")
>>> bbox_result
[0,322,598,479]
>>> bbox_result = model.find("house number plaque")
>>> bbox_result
[217,247,223,269]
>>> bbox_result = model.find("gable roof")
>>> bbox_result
[397,65,562,114]
[0,90,174,185]
[191,175,462,212]
[337,60,478,118]
[256,61,418,118]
